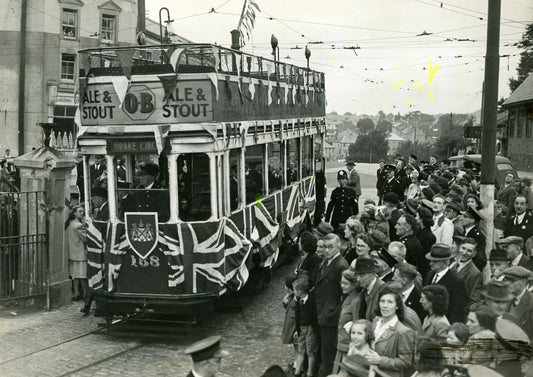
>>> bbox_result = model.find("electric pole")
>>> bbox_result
[479,0,501,279]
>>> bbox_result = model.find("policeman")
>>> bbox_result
[325,170,358,231]
[184,335,229,377]
[381,164,404,201]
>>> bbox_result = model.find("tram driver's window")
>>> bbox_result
[245,145,264,203]
[229,149,241,211]
[114,154,170,222]
[177,153,211,221]
[86,154,109,221]
[287,139,299,184]
[268,141,282,192]
[302,136,313,179]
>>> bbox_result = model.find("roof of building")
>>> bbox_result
[387,132,404,142]
[323,141,334,149]
[503,73,533,107]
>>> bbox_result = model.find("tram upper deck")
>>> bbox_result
[78,43,326,131]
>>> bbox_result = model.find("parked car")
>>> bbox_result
[449,154,518,188]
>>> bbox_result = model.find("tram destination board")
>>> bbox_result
[81,79,213,126]
[107,139,158,154]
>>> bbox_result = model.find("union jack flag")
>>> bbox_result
[87,220,106,290]
[251,201,281,268]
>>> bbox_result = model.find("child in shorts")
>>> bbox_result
[293,278,318,377]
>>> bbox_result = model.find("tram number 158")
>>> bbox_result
[130,255,160,268]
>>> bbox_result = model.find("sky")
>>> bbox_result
[145,0,533,116]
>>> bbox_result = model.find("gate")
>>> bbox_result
[0,191,48,303]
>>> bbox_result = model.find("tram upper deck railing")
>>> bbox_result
[78,43,326,127]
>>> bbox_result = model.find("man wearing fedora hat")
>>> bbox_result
[503,266,533,340]
[423,244,468,323]
[91,187,109,222]
[489,248,510,281]
[345,161,361,208]
[482,280,515,317]
[353,258,385,322]
[184,335,229,377]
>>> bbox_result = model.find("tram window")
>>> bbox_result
[177,153,211,221]
[268,142,282,192]
[114,154,170,222]
[287,139,299,184]
[89,154,107,190]
[302,137,313,178]
[229,149,241,211]
[245,145,264,203]
[314,135,324,171]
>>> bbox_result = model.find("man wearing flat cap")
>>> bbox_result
[381,164,404,202]
[325,170,359,231]
[185,335,229,377]
[503,266,533,340]
[423,243,468,323]
[345,161,361,209]
[497,236,531,270]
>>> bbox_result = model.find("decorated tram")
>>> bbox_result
[76,42,326,318]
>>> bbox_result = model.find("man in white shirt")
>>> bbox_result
[430,194,454,245]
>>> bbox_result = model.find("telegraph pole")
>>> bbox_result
[480,0,501,277]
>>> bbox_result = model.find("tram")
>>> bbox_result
[76,42,326,318]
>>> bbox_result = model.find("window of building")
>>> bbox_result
[101,14,116,43]
[527,117,532,138]
[61,53,76,81]
[517,115,524,138]
[268,142,282,193]
[509,111,515,138]
[61,8,77,39]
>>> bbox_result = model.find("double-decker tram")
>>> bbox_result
[76,42,326,319]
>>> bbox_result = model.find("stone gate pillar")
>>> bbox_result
[14,125,76,308]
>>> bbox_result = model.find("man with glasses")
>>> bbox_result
[184,335,229,377]
[502,266,533,340]
[313,233,348,377]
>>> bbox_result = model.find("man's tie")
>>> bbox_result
[431,273,439,284]
[359,290,368,319]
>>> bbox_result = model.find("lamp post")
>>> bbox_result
[271,34,279,79]
[305,46,311,85]
[159,7,174,44]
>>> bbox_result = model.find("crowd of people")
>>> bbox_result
[280,154,533,377]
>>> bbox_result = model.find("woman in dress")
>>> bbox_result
[416,207,436,254]
[420,285,450,343]
[66,205,90,314]
[406,170,421,200]
[332,269,361,374]
[366,286,416,377]
[343,218,364,265]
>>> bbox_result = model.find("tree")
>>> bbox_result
[348,129,389,163]
[395,140,431,161]
[509,22,533,92]
[376,119,392,134]
[405,111,435,140]
[356,118,375,134]
[337,119,357,134]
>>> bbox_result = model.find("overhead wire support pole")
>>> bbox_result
[479,0,501,279]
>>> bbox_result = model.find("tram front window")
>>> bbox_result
[115,154,170,222]
[287,139,299,184]
[229,149,241,211]
[245,145,264,204]
[177,153,211,221]
[302,136,313,178]
[268,141,282,192]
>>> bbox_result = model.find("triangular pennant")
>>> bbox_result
[78,77,87,107]
[116,49,136,79]
[267,81,273,106]
[153,125,171,155]
[79,53,90,75]
[276,82,281,105]
[212,46,220,73]
[158,75,178,102]
[283,82,288,104]
[170,48,185,72]
[206,72,219,101]
[248,78,255,100]
[292,84,296,104]
[110,76,129,107]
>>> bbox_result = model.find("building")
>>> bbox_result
[502,72,533,171]
[387,132,405,155]
[0,0,187,155]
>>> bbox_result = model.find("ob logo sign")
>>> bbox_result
[123,85,155,121]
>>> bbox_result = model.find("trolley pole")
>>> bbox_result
[479,0,501,278]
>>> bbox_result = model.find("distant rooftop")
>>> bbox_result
[503,72,533,107]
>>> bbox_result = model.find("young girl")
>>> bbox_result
[347,319,374,357]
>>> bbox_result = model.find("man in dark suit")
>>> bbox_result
[376,159,387,204]
[89,155,106,186]
[393,262,427,321]
[503,266,533,340]
[504,194,533,247]
[497,236,531,270]
[312,233,349,377]
[354,257,385,322]
[395,213,428,278]
[184,335,229,377]
[497,173,517,210]
[91,187,109,221]
[462,206,487,272]
[122,163,169,221]
[423,243,468,323]
[450,237,482,308]
[383,192,402,242]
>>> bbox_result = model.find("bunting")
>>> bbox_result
[169,48,185,72]
[110,76,129,107]
[206,72,219,101]
[236,0,261,47]
[116,49,136,79]
[158,75,178,102]
[153,124,171,155]
[248,78,256,100]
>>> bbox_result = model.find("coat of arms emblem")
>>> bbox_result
[125,212,159,259]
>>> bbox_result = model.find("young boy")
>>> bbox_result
[292,278,318,377]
